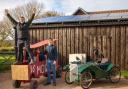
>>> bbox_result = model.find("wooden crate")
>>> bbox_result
[11,65,30,80]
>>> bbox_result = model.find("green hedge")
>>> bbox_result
[0,64,11,72]
[0,47,15,52]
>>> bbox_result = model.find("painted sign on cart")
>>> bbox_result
[69,54,86,82]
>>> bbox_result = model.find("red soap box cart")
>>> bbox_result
[11,39,61,89]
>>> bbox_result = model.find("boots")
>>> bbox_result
[14,60,22,65]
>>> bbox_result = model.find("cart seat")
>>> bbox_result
[98,63,110,70]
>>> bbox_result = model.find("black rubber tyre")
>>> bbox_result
[109,66,121,83]
[30,80,38,89]
[12,80,21,88]
[80,72,93,89]
[65,70,73,84]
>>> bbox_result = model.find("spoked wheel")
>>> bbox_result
[65,70,73,84]
[12,80,21,88]
[80,72,93,89]
[109,66,121,83]
[30,80,38,89]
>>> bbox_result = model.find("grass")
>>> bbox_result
[121,71,128,78]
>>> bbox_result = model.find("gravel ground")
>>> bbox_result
[0,72,128,89]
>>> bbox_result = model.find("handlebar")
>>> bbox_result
[70,61,82,64]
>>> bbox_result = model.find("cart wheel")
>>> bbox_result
[109,66,121,83]
[12,80,21,88]
[80,71,92,89]
[65,70,73,84]
[30,80,38,89]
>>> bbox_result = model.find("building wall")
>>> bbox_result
[30,25,128,70]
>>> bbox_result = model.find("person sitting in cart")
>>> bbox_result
[5,8,36,64]
[44,38,58,86]
[92,46,104,63]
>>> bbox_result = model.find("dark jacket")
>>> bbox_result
[7,13,35,40]
[45,45,58,60]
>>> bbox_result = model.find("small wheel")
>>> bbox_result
[65,70,73,84]
[12,80,21,88]
[30,80,38,89]
[80,72,93,89]
[109,66,121,83]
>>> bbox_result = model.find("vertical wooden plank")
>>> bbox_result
[96,27,102,58]
[88,35,91,56]
[33,29,37,43]
[86,28,89,56]
[39,29,41,41]
[54,28,59,64]
[86,27,90,56]
[43,29,47,40]
[37,29,40,42]
[102,35,107,58]
[50,28,53,38]
[111,26,116,64]
[88,27,94,56]
[35,29,37,42]
[51,28,55,38]
[46,28,48,39]
[54,29,59,49]
[115,26,121,67]
[79,27,83,53]
[58,28,63,66]
[31,29,34,43]
[74,27,79,53]
[47,29,51,38]
[120,26,126,70]
[90,35,93,56]
[62,28,67,65]
[40,29,44,40]
[66,28,70,64]
[106,26,111,59]
[100,26,105,57]
[126,26,128,70]
[70,28,75,54]
[39,29,44,51]
[83,27,88,54]
[124,26,127,70]
[29,30,33,43]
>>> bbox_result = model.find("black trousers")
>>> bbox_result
[17,40,34,62]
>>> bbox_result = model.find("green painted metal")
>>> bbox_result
[64,62,118,81]
[106,63,114,72]
[63,64,70,71]
[78,62,94,73]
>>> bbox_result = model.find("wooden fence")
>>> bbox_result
[30,25,128,70]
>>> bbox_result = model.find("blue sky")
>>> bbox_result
[0,0,128,20]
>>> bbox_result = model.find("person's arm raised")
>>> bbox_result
[5,9,17,25]
[27,8,36,25]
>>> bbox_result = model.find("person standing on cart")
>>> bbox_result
[44,38,58,86]
[5,8,36,64]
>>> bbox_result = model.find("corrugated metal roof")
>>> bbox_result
[33,13,128,24]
